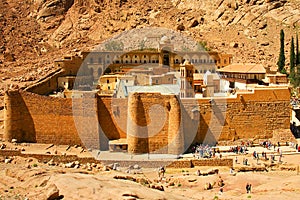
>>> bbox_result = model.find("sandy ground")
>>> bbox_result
[1,142,300,200]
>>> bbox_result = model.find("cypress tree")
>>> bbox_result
[290,36,295,77]
[296,33,300,66]
[277,29,286,73]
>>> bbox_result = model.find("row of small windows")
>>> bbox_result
[223,73,260,80]
[88,56,219,65]
[89,57,159,64]
[90,58,217,65]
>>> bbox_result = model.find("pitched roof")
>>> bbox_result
[217,63,266,74]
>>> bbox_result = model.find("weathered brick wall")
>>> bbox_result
[4,87,292,154]
[192,158,233,167]
[97,96,127,139]
[4,90,100,149]
[196,88,291,143]
[167,160,192,168]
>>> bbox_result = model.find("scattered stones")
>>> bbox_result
[258,21,267,29]
[189,20,199,28]
[87,166,92,171]
[102,166,110,171]
[176,24,185,31]
[0,143,6,149]
[4,158,12,164]
[207,169,219,175]
[46,184,60,200]
[229,42,239,48]
[114,175,136,182]
[65,162,75,168]
[168,181,175,186]
[122,192,139,198]
[4,52,15,62]
[136,177,151,185]
[150,184,164,191]
[47,159,55,166]
[261,42,269,46]
[133,164,140,170]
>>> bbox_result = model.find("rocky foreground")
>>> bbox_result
[1,142,300,200]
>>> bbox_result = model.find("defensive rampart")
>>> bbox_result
[4,90,100,149]
[3,87,292,154]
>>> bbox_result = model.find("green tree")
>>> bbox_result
[292,65,300,87]
[139,40,146,50]
[293,33,300,87]
[290,36,295,78]
[277,29,286,73]
[105,41,124,51]
[296,33,300,65]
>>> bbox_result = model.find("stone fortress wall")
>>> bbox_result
[4,85,292,154]
[4,90,100,149]
[2,49,294,154]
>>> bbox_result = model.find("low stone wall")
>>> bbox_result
[101,160,174,168]
[0,150,100,164]
[192,158,233,167]
[167,160,192,168]
[0,150,233,168]
[0,150,21,157]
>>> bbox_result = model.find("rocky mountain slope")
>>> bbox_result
[0,0,300,92]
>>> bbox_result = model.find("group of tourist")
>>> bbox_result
[193,144,218,159]
[229,145,247,154]
[289,141,300,152]
[290,97,299,107]
[260,140,273,149]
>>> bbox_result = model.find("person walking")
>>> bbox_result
[246,183,252,194]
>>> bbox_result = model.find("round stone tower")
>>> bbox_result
[167,95,184,154]
[127,93,149,153]
[4,89,36,142]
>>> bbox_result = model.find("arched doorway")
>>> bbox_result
[163,50,170,66]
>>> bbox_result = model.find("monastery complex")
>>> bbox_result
[3,36,296,155]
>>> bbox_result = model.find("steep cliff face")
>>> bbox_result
[0,0,299,91]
